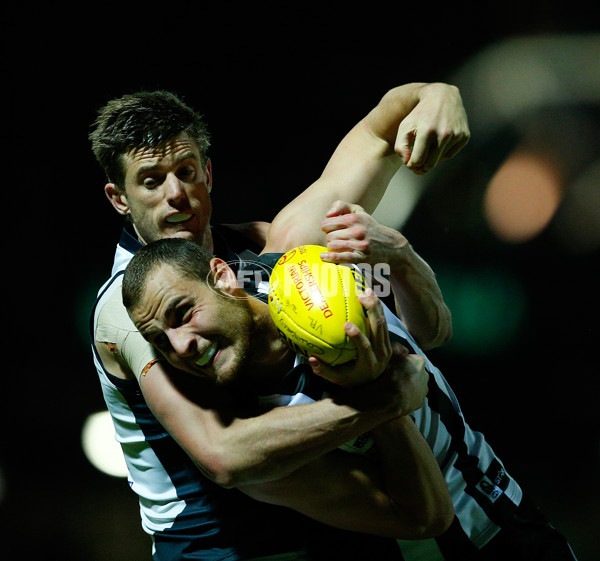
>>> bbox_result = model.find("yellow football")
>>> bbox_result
[268,245,369,366]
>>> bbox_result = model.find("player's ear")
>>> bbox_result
[210,258,238,295]
[105,183,130,216]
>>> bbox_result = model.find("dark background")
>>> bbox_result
[4,6,599,560]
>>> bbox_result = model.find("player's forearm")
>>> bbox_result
[267,126,400,251]
[264,83,467,253]
[141,360,402,488]
[363,82,428,148]
[370,416,454,538]
[270,84,434,235]
[317,82,465,215]
[386,241,452,350]
[207,401,373,486]
[316,83,432,215]
[237,449,448,539]
[188,383,404,488]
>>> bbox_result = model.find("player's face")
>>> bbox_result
[118,133,213,249]
[130,264,254,385]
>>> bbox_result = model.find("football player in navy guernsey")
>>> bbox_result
[120,200,579,561]
[90,85,471,560]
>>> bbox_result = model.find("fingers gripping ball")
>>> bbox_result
[268,245,369,366]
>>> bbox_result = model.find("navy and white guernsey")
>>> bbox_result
[90,228,408,561]
[90,228,320,560]
[240,253,524,552]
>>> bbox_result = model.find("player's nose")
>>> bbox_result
[165,173,188,205]
[168,329,198,358]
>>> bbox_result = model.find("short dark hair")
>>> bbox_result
[122,238,214,313]
[89,90,211,189]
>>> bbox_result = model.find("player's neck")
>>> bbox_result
[200,226,214,253]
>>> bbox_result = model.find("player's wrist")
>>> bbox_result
[385,237,418,274]
[370,414,412,441]
[337,370,406,421]
[418,82,459,102]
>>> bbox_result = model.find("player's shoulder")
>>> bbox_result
[96,280,134,332]
[94,276,139,351]
[218,221,270,254]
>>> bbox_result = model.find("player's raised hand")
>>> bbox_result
[308,288,390,387]
[309,287,429,416]
[320,200,408,266]
[395,83,470,174]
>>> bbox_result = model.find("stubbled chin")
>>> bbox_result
[164,227,211,248]
[165,230,196,240]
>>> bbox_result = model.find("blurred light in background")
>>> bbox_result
[436,265,528,356]
[82,411,128,478]
[553,158,600,254]
[484,149,563,243]
[452,34,600,139]
[374,34,600,256]
[449,33,600,249]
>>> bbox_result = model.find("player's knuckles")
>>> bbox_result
[436,127,453,141]
[394,354,425,379]
[407,154,425,168]
[323,218,349,232]
[390,342,409,359]
[347,239,369,256]
[348,202,365,214]
[409,360,429,392]
[330,200,352,215]
[340,213,361,228]
[407,354,426,371]
[348,223,367,239]
[362,292,382,313]
[396,123,415,141]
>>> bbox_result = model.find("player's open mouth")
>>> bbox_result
[195,342,218,367]
[166,213,193,224]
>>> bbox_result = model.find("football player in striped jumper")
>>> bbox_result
[90,85,470,560]
[120,203,579,561]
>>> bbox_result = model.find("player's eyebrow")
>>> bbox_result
[137,293,188,339]
[135,151,199,177]
[163,294,194,326]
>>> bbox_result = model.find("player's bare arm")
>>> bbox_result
[320,200,452,349]
[264,83,469,254]
[237,426,453,540]
[138,358,410,488]
[237,295,452,539]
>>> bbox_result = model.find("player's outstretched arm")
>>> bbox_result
[134,292,432,489]
[264,82,469,254]
[367,82,469,175]
[139,357,411,488]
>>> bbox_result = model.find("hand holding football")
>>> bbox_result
[268,245,369,365]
